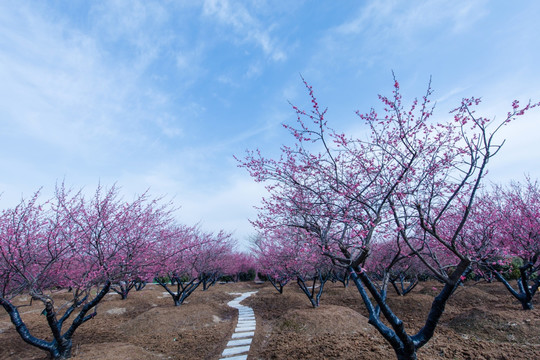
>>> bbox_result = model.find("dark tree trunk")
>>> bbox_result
[348,260,469,360]
[296,270,330,308]
[268,276,288,294]
[111,280,137,300]
[156,276,201,306]
[332,269,350,288]
[134,279,147,291]
[200,272,219,291]
[390,273,418,296]
[1,282,111,359]
[492,263,539,310]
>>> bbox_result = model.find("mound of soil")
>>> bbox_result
[0,280,539,359]
[447,307,540,344]
[253,303,384,360]
[276,305,372,335]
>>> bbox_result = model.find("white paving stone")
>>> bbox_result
[227,338,253,347]
[231,331,254,339]
[219,355,247,360]
[236,322,255,327]
[237,321,256,326]
[222,345,250,356]
[235,325,256,332]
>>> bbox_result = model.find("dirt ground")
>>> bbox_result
[0,280,539,359]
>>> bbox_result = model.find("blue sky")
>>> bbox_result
[1,0,539,250]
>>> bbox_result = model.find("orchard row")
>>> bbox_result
[0,184,256,359]
[253,178,540,310]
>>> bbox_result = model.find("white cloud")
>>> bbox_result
[0,5,127,151]
[0,2,190,197]
[335,0,396,36]
[436,86,470,104]
[154,115,184,138]
[111,163,267,250]
[176,173,267,249]
[336,0,488,37]
[175,44,206,75]
[202,0,286,61]
[245,62,263,79]
[90,0,169,48]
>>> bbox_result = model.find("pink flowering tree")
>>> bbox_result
[153,224,203,306]
[0,191,86,360]
[254,226,333,307]
[213,251,257,282]
[229,252,257,282]
[347,81,536,360]
[479,178,540,309]
[253,232,293,293]
[365,236,421,297]
[291,231,334,308]
[153,226,235,304]
[192,230,235,290]
[239,75,538,360]
[106,192,175,299]
[0,185,137,358]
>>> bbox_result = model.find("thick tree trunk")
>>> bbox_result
[268,276,287,294]
[492,267,538,310]
[348,260,470,360]
[157,276,201,306]
[390,273,418,296]
[1,281,111,359]
[395,351,417,360]
[134,280,146,291]
[50,338,72,360]
[521,301,533,310]
[296,270,329,308]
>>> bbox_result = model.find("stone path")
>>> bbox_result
[219,291,258,360]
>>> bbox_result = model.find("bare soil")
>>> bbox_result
[1,281,539,359]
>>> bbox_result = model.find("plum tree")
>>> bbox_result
[238,75,538,359]
[478,178,540,309]
[0,184,177,359]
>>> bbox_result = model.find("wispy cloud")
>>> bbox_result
[0,5,124,149]
[90,0,170,62]
[436,86,470,104]
[202,0,286,61]
[0,2,186,190]
[336,0,488,37]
